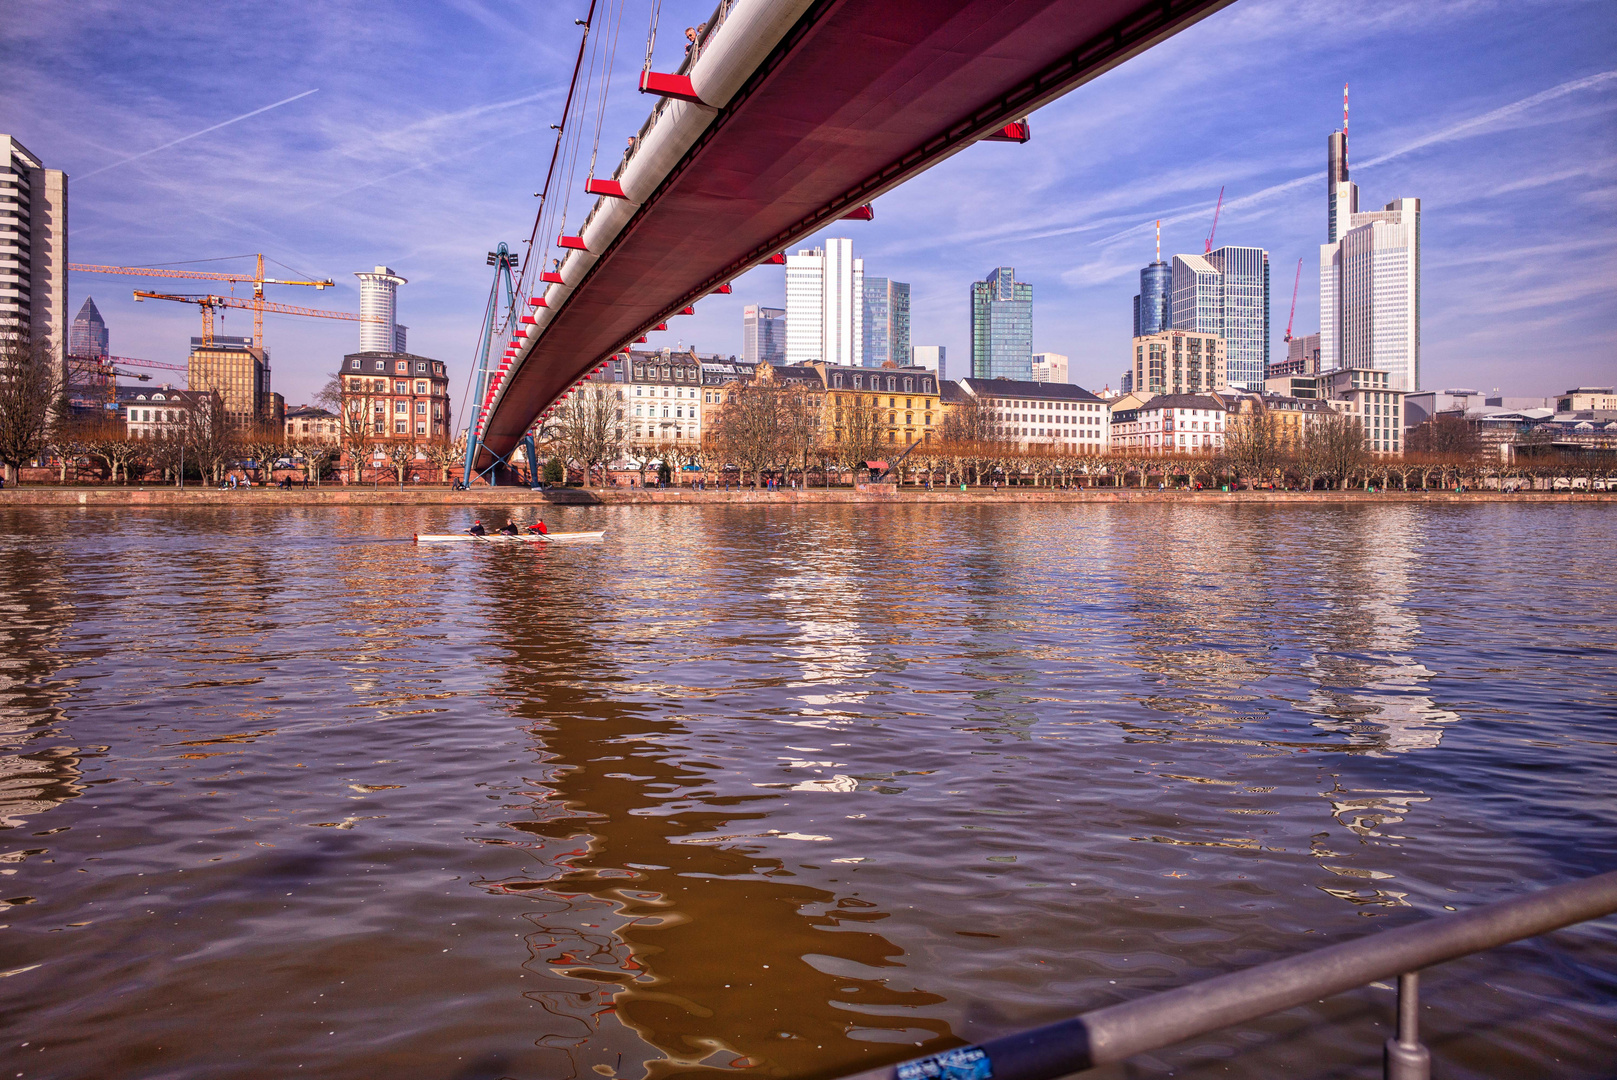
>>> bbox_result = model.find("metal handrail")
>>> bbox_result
[839,871,1617,1080]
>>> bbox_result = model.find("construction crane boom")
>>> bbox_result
[73,255,334,350]
[133,291,382,348]
[1283,257,1302,343]
[1204,186,1224,255]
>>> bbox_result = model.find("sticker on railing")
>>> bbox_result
[896,1046,992,1080]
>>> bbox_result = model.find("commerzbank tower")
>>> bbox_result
[1319,87,1421,391]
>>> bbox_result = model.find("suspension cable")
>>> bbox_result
[643,0,662,72]
[587,0,625,181]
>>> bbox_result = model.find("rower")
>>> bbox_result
[525,519,548,535]
[468,520,486,536]
[499,520,520,535]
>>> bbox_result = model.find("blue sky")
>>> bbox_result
[3,0,1613,412]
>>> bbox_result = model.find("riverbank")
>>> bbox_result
[2,485,1610,507]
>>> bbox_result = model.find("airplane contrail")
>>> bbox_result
[77,89,320,180]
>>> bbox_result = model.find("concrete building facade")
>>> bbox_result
[1,134,69,375]
[189,336,270,428]
[338,351,452,441]
[355,266,407,354]
[959,377,1110,453]
[1130,329,1227,397]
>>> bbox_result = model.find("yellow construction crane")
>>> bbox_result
[69,254,334,350]
[131,290,384,346]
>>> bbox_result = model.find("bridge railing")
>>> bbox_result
[835,870,1617,1080]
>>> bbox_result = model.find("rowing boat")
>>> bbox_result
[414,530,606,544]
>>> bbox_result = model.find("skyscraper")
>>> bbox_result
[1318,89,1421,391]
[785,238,863,365]
[912,345,946,379]
[1133,220,1171,337]
[354,266,407,353]
[742,305,785,364]
[70,296,109,359]
[861,277,910,368]
[1170,246,1269,389]
[1,134,69,376]
[189,335,269,428]
[1031,352,1069,383]
[970,267,1032,380]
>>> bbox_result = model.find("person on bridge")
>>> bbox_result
[525,519,548,536]
[468,520,487,536]
[498,520,520,536]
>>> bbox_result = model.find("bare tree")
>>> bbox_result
[241,428,286,486]
[385,435,419,489]
[555,382,626,489]
[1304,410,1368,489]
[832,391,886,482]
[422,434,463,485]
[0,330,64,484]
[339,388,381,482]
[780,385,822,485]
[711,381,786,487]
[314,375,344,414]
[1406,413,1481,456]
[1223,398,1283,487]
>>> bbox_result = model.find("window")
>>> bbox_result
[395,381,407,394]
[416,362,426,373]
[395,420,407,433]
[374,360,386,371]
[416,402,427,415]
[904,378,913,392]
[415,381,427,394]
[395,401,408,414]
[351,359,362,369]
[395,361,408,374]
[833,374,843,388]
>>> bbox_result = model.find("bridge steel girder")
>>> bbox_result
[478,0,1234,467]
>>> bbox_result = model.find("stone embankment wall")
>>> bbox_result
[2,486,1610,507]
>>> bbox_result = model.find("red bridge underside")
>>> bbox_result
[479,0,1231,465]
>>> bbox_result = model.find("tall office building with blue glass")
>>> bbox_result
[861,277,910,368]
[1169,245,1269,389]
[970,267,1032,380]
[1133,221,1172,337]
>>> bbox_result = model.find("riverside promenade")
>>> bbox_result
[2,485,1609,507]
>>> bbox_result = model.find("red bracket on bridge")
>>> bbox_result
[984,120,1031,143]
[766,252,786,265]
[653,322,668,331]
[529,296,548,307]
[635,335,648,343]
[541,271,564,284]
[841,204,874,221]
[558,234,588,251]
[714,283,732,294]
[638,71,706,106]
[678,306,695,316]
[585,178,628,199]
[520,315,537,325]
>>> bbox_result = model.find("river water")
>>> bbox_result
[0,502,1612,1080]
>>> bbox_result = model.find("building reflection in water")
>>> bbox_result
[471,540,955,1079]
[0,531,86,831]
[1293,506,1461,755]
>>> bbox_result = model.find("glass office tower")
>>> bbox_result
[861,278,910,368]
[970,267,1032,380]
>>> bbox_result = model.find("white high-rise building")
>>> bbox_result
[912,344,945,379]
[354,266,407,353]
[1318,106,1420,391]
[784,238,862,365]
[1031,352,1069,383]
[1,134,69,375]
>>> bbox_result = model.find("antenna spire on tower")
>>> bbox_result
[1343,82,1349,170]
[1154,219,1161,263]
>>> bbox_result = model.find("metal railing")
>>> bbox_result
[839,871,1617,1080]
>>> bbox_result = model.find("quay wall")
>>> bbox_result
[2,486,1611,508]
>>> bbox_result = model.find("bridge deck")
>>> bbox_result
[479,0,1232,465]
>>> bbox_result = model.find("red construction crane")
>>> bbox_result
[70,256,333,350]
[1283,258,1302,343]
[1203,186,1224,254]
